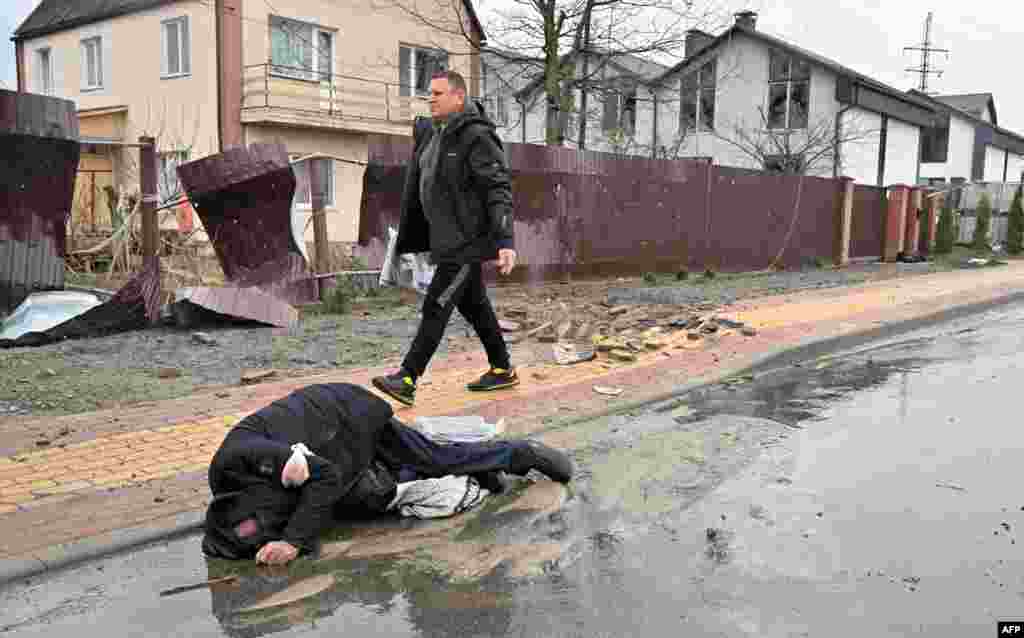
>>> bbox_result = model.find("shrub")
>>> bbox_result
[972,192,993,251]
[1007,185,1024,255]
[934,194,956,254]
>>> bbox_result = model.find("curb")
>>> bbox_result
[2,287,1022,590]
[0,511,204,590]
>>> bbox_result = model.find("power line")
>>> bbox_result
[904,11,949,94]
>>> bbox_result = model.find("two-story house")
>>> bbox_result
[650,11,936,185]
[13,0,485,255]
[912,92,1024,185]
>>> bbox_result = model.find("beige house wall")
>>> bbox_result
[20,0,220,195]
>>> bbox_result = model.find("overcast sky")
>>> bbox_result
[2,0,1021,131]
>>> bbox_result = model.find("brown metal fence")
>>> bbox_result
[850,185,887,259]
[357,137,853,280]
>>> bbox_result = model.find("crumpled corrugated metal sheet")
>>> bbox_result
[175,143,320,323]
[0,257,162,349]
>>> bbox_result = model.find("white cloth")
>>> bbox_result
[281,443,313,488]
[386,475,490,519]
[414,416,504,445]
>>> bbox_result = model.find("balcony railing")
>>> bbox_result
[242,63,439,127]
[242,63,496,130]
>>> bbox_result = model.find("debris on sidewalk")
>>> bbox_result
[593,385,624,397]
[191,331,219,346]
[553,343,597,365]
[241,369,277,385]
[499,319,522,332]
[935,480,967,492]
[160,575,240,598]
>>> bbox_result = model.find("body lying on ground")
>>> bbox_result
[202,382,573,565]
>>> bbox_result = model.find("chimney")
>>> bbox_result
[734,10,758,30]
[684,29,714,59]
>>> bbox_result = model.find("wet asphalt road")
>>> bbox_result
[4,300,1024,637]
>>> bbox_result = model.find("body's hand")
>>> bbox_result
[497,249,517,276]
[256,541,299,566]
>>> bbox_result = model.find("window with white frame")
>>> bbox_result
[81,36,103,89]
[269,16,334,81]
[158,150,189,205]
[680,58,716,133]
[161,17,191,77]
[399,45,449,96]
[767,50,809,130]
[291,157,335,207]
[36,48,53,95]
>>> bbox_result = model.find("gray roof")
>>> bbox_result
[14,0,177,40]
[14,0,486,40]
[933,93,996,124]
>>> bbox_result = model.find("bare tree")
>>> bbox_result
[373,0,732,146]
[710,107,879,176]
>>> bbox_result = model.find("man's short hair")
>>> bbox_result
[433,70,467,95]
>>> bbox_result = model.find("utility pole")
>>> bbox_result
[904,12,949,94]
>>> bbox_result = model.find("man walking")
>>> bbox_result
[373,70,518,407]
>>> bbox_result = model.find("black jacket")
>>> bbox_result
[395,99,515,264]
[203,383,394,559]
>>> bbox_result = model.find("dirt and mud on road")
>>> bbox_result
[0,260,949,419]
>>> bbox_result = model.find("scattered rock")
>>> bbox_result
[609,349,637,362]
[526,321,553,338]
[531,372,549,381]
[717,318,744,329]
[685,316,704,330]
[687,330,702,341]
[802,529,816,538]
[240,370,277,385]
[749,504,768,520]
[935,481,967,492]
[594,336,625,352]
[191,332,218,346]
[57,427,73,437]
[498,320,522,332]
[741,326,758,337]
[215,392,231,399]
[1001,522,1012,533]
[154,496,167,503]
[36,439,51,447]
[643,339,664,350]
[700,321,719,334]
[608,306,630,316]
[38,368,58,378]
[593,385,624,397]
[156,368,182,379]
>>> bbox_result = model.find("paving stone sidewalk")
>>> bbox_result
[2,262,1024,580]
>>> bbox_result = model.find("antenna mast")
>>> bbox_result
[904,12,949,93]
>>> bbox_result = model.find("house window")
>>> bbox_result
[399,45,449,96]
[602,86,637,135]
[920,124,949,163]
[81,37,103,90]
[270,16,334,81]
[481,62,510,126]
[767,51,809,130]
[680,58,716,133]
[161,17,191,78]
[158,151,189,204]
[292,157,334,207]
[36,48,53,95]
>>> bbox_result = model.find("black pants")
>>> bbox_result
[401,262,510,379]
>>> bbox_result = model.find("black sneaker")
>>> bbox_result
[372,371,416,406]
[467,367,520,392]
[510,440,573,483]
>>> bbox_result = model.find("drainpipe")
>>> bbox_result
[651,92,659,159]
[520,98,526,143]
[833,104,852,179]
